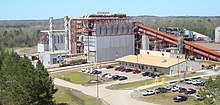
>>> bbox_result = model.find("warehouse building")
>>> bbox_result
[116,50,202,74]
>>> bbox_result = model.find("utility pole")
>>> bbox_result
[96,73,99,100]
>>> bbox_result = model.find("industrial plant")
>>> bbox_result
[37,12,220,74]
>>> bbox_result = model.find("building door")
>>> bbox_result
[52,58,57,64]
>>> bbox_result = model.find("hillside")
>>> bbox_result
[0,16,220,49]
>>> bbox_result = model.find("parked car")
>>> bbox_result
[125,69,133,72]
[81,68,87,72]
[118,76,128,81]
[105,74,112,79]
[165,86,171,91]
[194,94,204,101]
[112,75,121,80]
[142,71,150,76]
[155,87,167,93]
[114,67,123,71]
[192,80,201,85]
[102,73,111,77]
[91,70,102,74]
[200,80,206,86]
[178,87,187,93]
[185,79,193,84]
[120,68,126,72]
[171,86,179,92]
[106,65,114,69]
[184,88,196,95]
[133,69,141,74]
[142,90,156,96]
[173,95,188,102]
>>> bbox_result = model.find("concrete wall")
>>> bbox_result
[39,52,50,65]
[39,51,69,65]
[169,61,186,75]
[169,60,202,75]
[37,43,49,53]
[117,61,170,74]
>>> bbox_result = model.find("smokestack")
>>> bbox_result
[64,16,69,51]
[49,17,54,51]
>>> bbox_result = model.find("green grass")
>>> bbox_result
[52,71,112,84]
[106,72,204,90]
[106,79,153,90]
[138,92,204,105]
[54,86,103,105]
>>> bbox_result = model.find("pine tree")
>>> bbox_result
[199,76,220,105]
[29,60,57,105]
[0,51,57,105]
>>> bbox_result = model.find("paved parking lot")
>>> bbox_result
[98,67,152,83]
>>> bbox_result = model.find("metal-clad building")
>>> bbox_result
[215,27,220,43]
[84,23,134,63]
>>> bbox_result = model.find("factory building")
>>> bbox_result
[37,13,142,65]
[116,50,202,74]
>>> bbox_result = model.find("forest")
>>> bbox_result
[0,16,220,50]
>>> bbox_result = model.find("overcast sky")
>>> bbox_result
[0,0,219,20]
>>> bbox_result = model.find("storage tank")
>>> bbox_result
[215,27,220,43]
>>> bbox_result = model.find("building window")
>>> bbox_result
[61,35,64,43]
[53,36,56,44]
[57,35,60,43]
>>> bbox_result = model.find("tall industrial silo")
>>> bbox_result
[215,27,220,43]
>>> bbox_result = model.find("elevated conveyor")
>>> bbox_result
[136,24,220,61]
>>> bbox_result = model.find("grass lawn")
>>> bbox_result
[106,72,204,90]
[52,71,112,84]
[138,92,204,105]
[54,86,103,105]
[106,79,153,90]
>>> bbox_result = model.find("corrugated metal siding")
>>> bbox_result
[96,35,134,62]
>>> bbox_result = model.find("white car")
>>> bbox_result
[105,74,112,79]
[171,87,179,92]
[192,80,201,85]
[81,68,86,72]
[142,90,155,96]
[194,94,204,101]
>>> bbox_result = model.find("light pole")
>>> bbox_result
[96,73,99,100]
[136,54,138,69]
[177,55,180,82]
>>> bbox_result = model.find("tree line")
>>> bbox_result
[0,51,57,105]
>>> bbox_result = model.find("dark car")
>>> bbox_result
[92,70,102,74]
[184,88,196,95]
[112,75,121,80]
[125,69,133,72]
[133,69,141,74]
[155,87,167,93]
[200,80,206,86]
[114,67,123,71]
[118,76,128,81]
[106,65,114,69]
[173,95,188,102]
[142,71,150,76]
[178,87,187,93]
